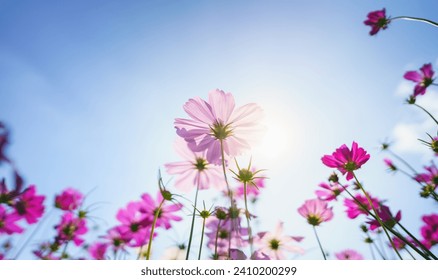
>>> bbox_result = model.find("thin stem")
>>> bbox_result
[13,208,53,259]
[61,242,69,259]
[198,217,206,260]
[312,226,326,260]
[185,177,201,260]
[213,219,222,259]
[243,181,254,256]
[397,221,438,259]
[219,139,232,203]
[366,233,386,260]
[352,173,403,260]
[368,243,376,260]
[412,103,438,126]
[386,149,418,175]
[145,199,165,260]
[342,185,431,259]
[391,16,438,28]
[405,247,417,260]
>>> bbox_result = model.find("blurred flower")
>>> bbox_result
[116,201,151,247]
[165,138,224,192]
[344,193,380,219]
[315,182,345,201]
[103,226,130,252]
[364,8,390,35]
[175,89,263,164]
[0,205,23,235]
[55,188,84,211]
[383,158,397,172]
[404,63,435,97]
[0,122,10,165]
[298,199,334,226]
[390,236,407,250]
[140,191,183,230]
[415,162,438,189]
[55,212,87,246]
[254,221,304,260]
[367,205,401,231]
[321,142,370,181]
[89,242,108,260]
[335,249,364,260]
[13,185,45,224]
[420,213,438,249]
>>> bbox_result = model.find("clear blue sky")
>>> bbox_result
[1,0,437,259]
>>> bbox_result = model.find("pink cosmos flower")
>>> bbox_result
[103,226,131,252]
[321,142,370,181]
[420,213,438,249]
[0,205,23,235]
[165,138,224,192]
[235,176,265,201]
[55,212,88,246]
[367,205,401,231]
[13,185,45,224]
[383,158,397,172]
[415,163,438,188]
[205,216,248,257]
[315,182,345,201]
[116,201,152,247]
[89,242,108,260]
[175,89,263,164]
[404,63,435,97]
[298,199,334,226]
[391,236,407,250]
[254,221,304,260]
[344,193,380,219]
[140,192,183,230]
[55,188,84,211]
[335,249,364,260]
[364,8,390,36]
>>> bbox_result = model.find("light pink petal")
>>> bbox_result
[208,89,235,124]
[229,103,263,128]
[183,97,215,124]
[165,161,194,175]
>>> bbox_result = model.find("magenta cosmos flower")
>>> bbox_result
[13,185,45,224]
[404,63,435,97]
[315,182,345,201]
[55,187,84,211]
[0,205,23,235]
[364,8,390,35]
[298,199,334,226]
[55,212,88,246]
[420,213,438,249]
[175,89,263,164]
[367,205,401,231]
[140,191,183,230]
[321,142,370,181]
[344,193,380,219]
[254,221,304,260]
[415,162,438,188]
[116,201,152,247]
[89,242,109,260]
[165,138,224,192]
[335,249,364,260]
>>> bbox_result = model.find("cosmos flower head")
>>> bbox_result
[175,89,264,164]
[298,198,334,226]
[321,142,370,181]
[404,63,435,97]
[364,8,390,35]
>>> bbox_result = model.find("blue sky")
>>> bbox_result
[1,0,438,259]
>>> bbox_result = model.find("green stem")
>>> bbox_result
[391,16,438,28]
[185,178,201,260]
[13,208,53,259]
[198,217,206,260]
[213,219,222,259]
[396,221,438,259]
[312,226,326,260]
[412,103,438,126]
[341,185,431,259]
[352,173,403,260]
[387,149,418,175]
[145,199,165,260]
[243,181,254,256]
[404,247,417,260]
[366,233,386,260]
